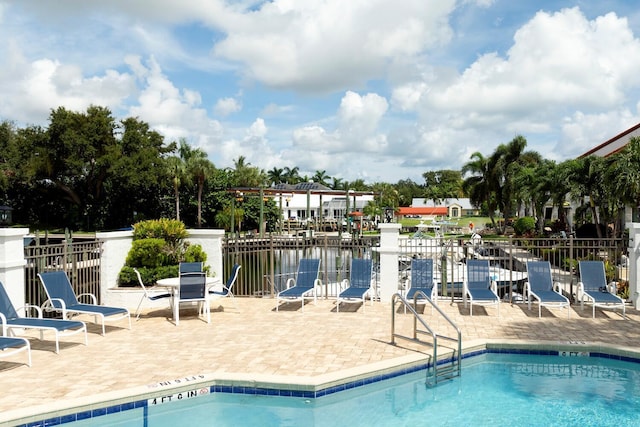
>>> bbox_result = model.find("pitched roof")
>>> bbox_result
[580,122,640,158]
[397,207,448,215]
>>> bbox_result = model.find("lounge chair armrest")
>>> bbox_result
[523,281,530,298]
[42,298,67,312]
[490,280,498,293]
[314,278,323,288]
[340,278,349,291]
[285,277,296,290]
[0,312,6,335]
[16,304,44,318]
[607,281,618,294]
[77,292,98,305]
[553,282,562,293]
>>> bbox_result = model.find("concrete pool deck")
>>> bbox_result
[1,296,639,425]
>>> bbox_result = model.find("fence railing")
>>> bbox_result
[21,233,629,306]
[24,240,103,307]
[398,235,629,302]
[222,234,380,297]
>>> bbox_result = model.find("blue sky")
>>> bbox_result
[2,1,640,184]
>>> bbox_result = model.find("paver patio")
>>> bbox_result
[1,296,638,425]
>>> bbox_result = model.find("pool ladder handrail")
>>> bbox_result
[391,292,462,385]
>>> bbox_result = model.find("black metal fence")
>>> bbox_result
[398,235,629,302]
[222,234,380,297]
[24,240,103,307]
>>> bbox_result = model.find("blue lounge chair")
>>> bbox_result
[404,258,438,313]
[276,259,321,312]
[209,264,240,310]
[525,261,570,318]
[38,271,131,335]
[578,260,626,319]
[0,281,87,353]
[337,258,374,313]
[465,260,500,316]
[0,335,31,367]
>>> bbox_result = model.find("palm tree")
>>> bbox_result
[312,170,331,187]
[267,167,284,186]
[232,156,267,187]
[462,152,497,229]
[330,177,344,190]
[166,155,186,221]
[283,166,300,184]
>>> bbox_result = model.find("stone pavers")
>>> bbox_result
[0,297,639,424]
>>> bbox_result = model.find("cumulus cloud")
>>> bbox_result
[214,97,242,116]
[212,0,456,91]
[127,56,223,150]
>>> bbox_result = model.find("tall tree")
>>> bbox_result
[422,170,463,204]
[267,167,284,186]
[179,141,215,227]
[462,152,498,228]
[312,170,331,187]
[283,166,300,184]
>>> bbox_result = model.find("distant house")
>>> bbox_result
[408,198,480,219]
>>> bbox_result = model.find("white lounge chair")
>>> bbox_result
[276,259,321,312]
[38,271,131,335]
[0,281,87,353]
[578,260,626,319]
[465,260,500,316]
[525,261,570,318]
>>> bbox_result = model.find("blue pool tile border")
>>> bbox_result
[19,346,640,426]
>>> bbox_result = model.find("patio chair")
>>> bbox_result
[133,268,172,320]
[179,262,203,275]
[0,333,31,367]
[405,258,438,313]
[208,264,240,310]
[524,261,570,318]
[337,258,375,313]
[276,258,321,312]
[578,260,626,319]
[0,281,87,354]
[38,271,131,336]
[464,259,500,316]
[174,272,210,326]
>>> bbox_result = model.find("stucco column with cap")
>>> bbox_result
[377,223,401,303]
[627,222,640,310]
[0,228,29,309]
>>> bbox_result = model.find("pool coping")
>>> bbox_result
[6,338,640,426]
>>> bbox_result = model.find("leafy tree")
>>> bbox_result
[462,152,498,228]
[267,167,284,185]
[422,170,463,204]
[283,166,300,184]
[312,170,331,187]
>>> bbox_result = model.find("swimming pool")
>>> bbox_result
[39,349,640,427]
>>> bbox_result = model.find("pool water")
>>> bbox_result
[67,353,640,426]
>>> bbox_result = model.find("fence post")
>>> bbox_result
[0,228,29,310]
[378,223,401,303]
[627,222,640,310]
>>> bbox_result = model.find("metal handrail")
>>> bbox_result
[391,292,462,383]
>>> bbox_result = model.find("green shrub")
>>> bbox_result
[513,216,535,236]
[184,244,207,263]
[118,219,208,287]
[125,238,168,268]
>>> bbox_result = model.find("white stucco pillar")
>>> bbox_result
[627,222,640,310]
[187,229,225,280]
[0,228,29,309]
[377,223,401,303]
[96,230,134,301]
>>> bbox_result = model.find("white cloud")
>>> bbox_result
[213,0,456,91]
[214,97,242,116]
[128,56,223,150]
